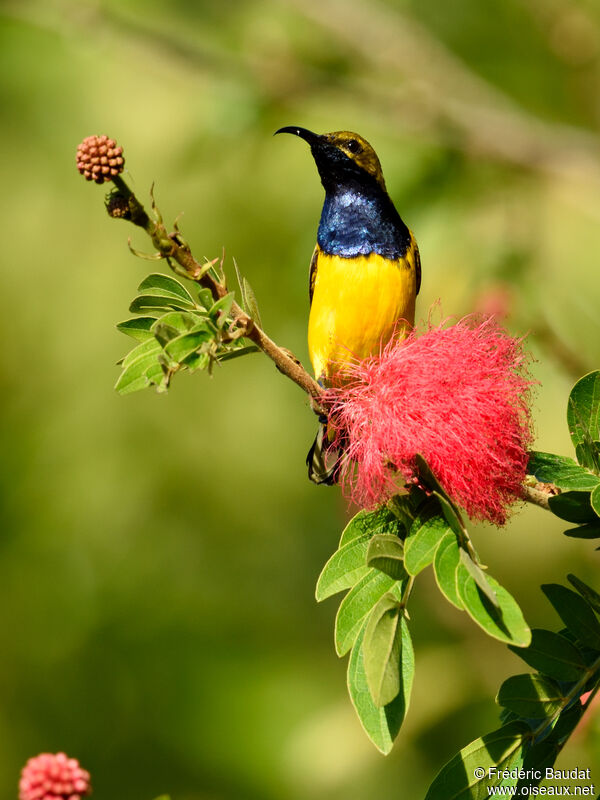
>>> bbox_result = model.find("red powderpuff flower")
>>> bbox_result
[324,317,535,525]
[19,752,91,800]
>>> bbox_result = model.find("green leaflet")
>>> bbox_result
[548,491,597,524]
[508,628,586,682]
[542,583,600,650]
[456,567,531,646]
[339,506,405,546]
[163,328,213,363]
[315,534,372,602]
[347,621,411,754]
[366,534,407,581]
[591,484,600,517]
[425,722,530,800]
[362,593,407,707]
[567,573,600,615]
[137,272,196,305]
[514,741,559,794]
[116,316,157,341]
[404,504,451,575]
[115,338,164,395]
[209,292,235,326]
[527,451,600,491]
[459,549,500,610]
[415,454,467,537]
[129,294,194,314]
[433,532,463,610]
[335,571,402,657]
[567,371,600,473]
[497,673,564,719]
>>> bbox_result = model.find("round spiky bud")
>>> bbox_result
[19,752,92,800]
[76,134,124,184]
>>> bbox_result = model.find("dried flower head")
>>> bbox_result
[325,317,535,525]
[19,752,91,800]
[76,135,124,183]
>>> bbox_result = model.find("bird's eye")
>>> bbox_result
[345,139,363,154]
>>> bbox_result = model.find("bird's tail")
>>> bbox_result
[306,414,340,485]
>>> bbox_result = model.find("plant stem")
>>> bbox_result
[400,576,415,611]
[531,653,600,741]
[107,176,324,407]
[521,482,559,511]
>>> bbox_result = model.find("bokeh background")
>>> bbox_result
[1,0,600,797]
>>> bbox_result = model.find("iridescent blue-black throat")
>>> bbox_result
[317,187,411,259]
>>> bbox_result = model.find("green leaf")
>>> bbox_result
[347,622,409,754]
[415,454,467,537]
[433,532,463,610]
[542,583,600,650]
[335,571,400,657]
[366,534,407,580]
[548,491,596,523]
[363,593,403,706]
[497,673,564,719]
[242,277,262,327]
[404,505,451,576]
[527,451,600,491]
[459,549,500,610]
[233,258,263,326]
[129,294,193,314]
[563,523,600,539]
[424,721,530,800]
[591,484,600,517]
[151,310,208,347]
[339,506,405,547]
[197,287,214,309]
[457,567,531,646]
[138,272,196,306]
[115,339,164,395]
[153,310,207,333]
[508,628,586,681]
[567,574,600,615]
[218,344,260,362]
[163,328,213,364]
[515,740,559,793]
[184,352,210,372]
[116,316,157,341]
[209,292,235,326]
[388,493,417,529]
[152,795,172,800]
[316,535,372,602]
[567,371,600,472]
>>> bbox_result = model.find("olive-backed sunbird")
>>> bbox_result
[275,127,421,483]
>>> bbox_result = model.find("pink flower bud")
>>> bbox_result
[19,753,91,800]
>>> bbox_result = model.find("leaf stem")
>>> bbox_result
[400,576,415,611]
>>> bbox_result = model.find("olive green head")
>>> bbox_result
[275,126,387,194]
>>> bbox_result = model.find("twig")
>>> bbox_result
[109,176,324,406]
[521,482,559,511]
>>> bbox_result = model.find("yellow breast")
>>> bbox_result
[308,243,418,382]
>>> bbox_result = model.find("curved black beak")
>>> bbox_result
[274,126,321,146]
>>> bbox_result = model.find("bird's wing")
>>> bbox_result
[309,244,319,306]
[413,237,421,296]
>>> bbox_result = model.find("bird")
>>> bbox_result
[275,127,421,483]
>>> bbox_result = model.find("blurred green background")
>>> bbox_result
[1,0,600,797]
